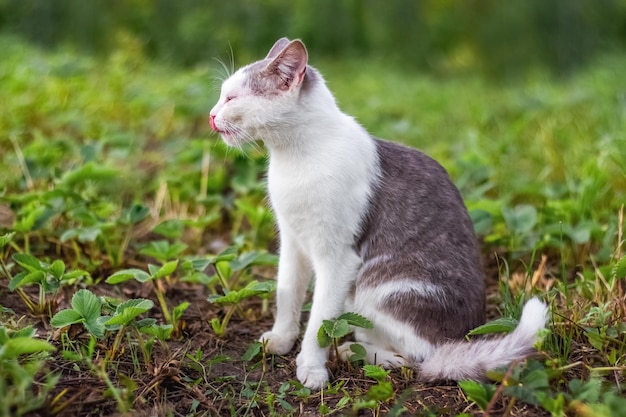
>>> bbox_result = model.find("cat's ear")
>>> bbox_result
[266,37,291,59]
[266,40,308,91]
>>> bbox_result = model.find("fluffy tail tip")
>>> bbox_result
[516,297,549,338]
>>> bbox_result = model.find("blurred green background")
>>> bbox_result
[1,1,625,263]
[2,0,625,78]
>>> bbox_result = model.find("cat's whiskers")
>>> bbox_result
[212,55,234,84]
[218,119,262,158]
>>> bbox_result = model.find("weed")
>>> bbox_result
[317,312,374,365]
[0,325,57,417]
[106,260,182,329]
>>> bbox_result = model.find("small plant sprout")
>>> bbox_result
[6,253,88,315]
[0,325,58,417]
[103,298,154,359]
[352,364,395,413]
[106,260,183,329]
[205,247,278,337]
[208,280,276,337]
[317,312,373,364]
[50,289,108,338]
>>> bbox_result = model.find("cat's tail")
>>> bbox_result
[418,298,548,382]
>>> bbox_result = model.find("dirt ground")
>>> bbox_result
[1,252,555,417]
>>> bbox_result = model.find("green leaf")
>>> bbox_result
[0,337,56,358]
[215,260,232,281]
[57,162,119,188]
[567,223,591,244]
[9,270,45,290]
[12,253,43,272]
[106,268,151,284]
[366,381,394,402]
[337,312,373,329]
[467,317,519,336]
[127,204,150,224]
[0,232,15,249]
[469,209,494,236]
[139,240,187,262]
[212,246,238,263]
[363,365,391,382]
[182,258,213,272]
[172,301,189,322]
[49,260,66,279]
[50,309,84,328]
[180,271,215,285]
[569,378,602,403]
[348,343,367,362]
[0,306,14,315]
[459,380,496,411]
[77,226,101,243]
[152,219,185,239]
[139,324,173,340]
[242,341,262,361]
[502,204,537,235]
[229,251,278,271]
[210,318,223,336]
[522,369,550,390]
[104,298,154,326]
[322,319,350,339]
[612,256,626,280]
[153,260,179,279]
[148,263,160,276]
[504,374,545,406]
[62,269,89,281]
[8,326,37,339]
[84,315,108,339]
[59,225,103,244]
[134,318,157,328]
[71,289,102,322]
[538,393,565,416]
[208,280,276,305]
[584,328,606,351]
[317,324,332,348]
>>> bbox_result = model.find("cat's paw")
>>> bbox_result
[337,342,408,368]
[259,331,296,355]
[296,361,329,390]
[337,342,355,362]
[376,352,408,369]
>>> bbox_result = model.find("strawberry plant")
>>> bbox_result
[0,325,57,417]
[6,254,88,315]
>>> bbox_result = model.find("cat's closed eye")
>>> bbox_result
[225,95,236,102]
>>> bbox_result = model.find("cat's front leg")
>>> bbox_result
[260,228,312,354]
[296,249,361,389]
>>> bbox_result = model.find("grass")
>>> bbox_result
[0,35,625,416]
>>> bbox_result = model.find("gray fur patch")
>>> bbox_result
[355,139,486,343]
[243,62,319,98]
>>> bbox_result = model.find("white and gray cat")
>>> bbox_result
[209,38,548,390]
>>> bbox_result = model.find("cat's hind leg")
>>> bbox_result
[337,341,408,368]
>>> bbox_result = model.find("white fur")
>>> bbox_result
[356,278,447,306]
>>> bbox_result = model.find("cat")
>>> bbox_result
[209,37,548,390]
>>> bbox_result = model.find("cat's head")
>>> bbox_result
[210,38,315,147]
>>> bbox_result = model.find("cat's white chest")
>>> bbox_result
[267,154,332,235]
[266,132,378,254]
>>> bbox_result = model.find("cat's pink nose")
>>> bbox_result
[209,114,219,132]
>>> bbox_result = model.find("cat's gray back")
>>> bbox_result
[355,139,485,343]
